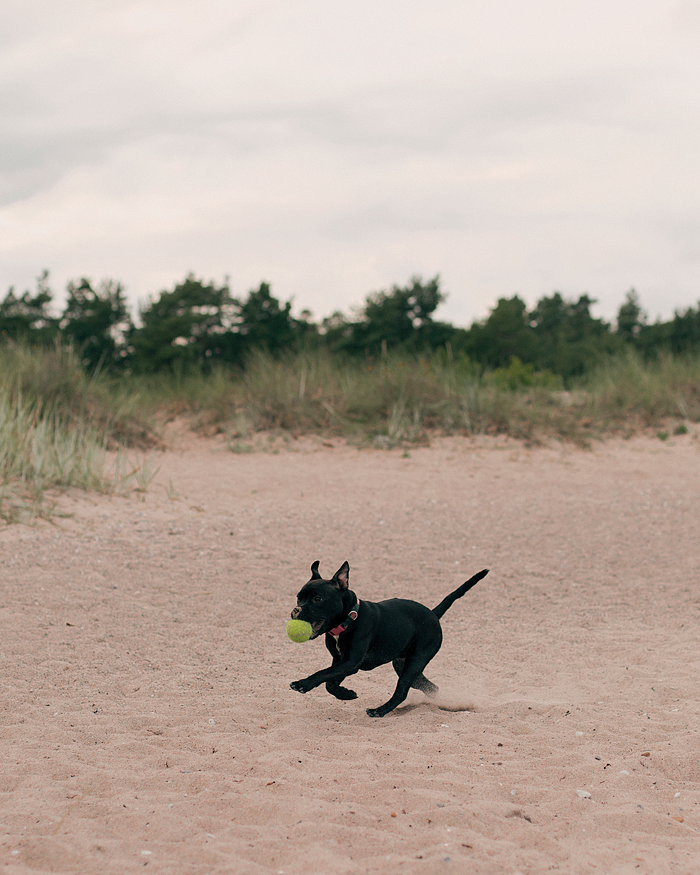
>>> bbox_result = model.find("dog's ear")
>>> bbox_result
[333,561,350,590]
[310,560,322,579]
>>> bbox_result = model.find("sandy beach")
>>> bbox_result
[1,431,699,874]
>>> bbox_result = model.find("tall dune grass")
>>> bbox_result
[0,343,155,447]
[225,350,568,444]
[169,348,698,446]
[1,343,698,522]
[581,349,700,426]
[0,343,156,521]
[0,393,107,522]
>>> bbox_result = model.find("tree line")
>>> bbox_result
[1,270,699,381]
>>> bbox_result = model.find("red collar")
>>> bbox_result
[328,600,361,639]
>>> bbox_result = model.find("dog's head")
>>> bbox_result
[291,560,351,639]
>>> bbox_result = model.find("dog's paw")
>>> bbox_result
[329,686,357,700]
[366,706,387,718]
[290,679,311,694]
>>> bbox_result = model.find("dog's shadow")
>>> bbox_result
[396,696,477,715]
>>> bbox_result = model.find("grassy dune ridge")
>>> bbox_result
[1,343,698,521]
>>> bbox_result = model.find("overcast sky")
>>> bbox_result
[2,0,700,327]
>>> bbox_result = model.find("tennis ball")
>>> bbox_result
[286,619,313,643]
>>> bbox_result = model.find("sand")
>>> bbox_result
[1,431,699,874]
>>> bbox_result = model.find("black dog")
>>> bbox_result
[289,561,489,718]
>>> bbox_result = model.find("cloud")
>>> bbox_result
[1,0,699,326]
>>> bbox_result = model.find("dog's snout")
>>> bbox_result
[291,606,301,619]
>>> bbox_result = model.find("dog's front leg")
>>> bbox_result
[290,635,369,696]
[289,660,359,695]
[325,655,358,699]
[324,643,358,699]
[325,681,357,700]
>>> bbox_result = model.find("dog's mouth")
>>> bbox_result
[291,610,326,639]
[308,620,326,639]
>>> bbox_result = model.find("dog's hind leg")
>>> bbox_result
[369,646,441,717]
[411,673,438,697]
[392,659,438,697]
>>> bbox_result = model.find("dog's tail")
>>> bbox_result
[432,569,489,619]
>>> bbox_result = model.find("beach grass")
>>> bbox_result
[0,344,159,521]
[1,343,698,522]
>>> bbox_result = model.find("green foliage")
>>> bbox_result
[667,303,700,355]
[60,277,133,373]
[616,289,646,341]
[632,300,700,358]
[460,292,625,380]
[236,281,304,354]
[529,292,623,378]
[0,271,59,344]
[359,275,444,351]
[2,268,699,385]
[490,356,561,391]
[129,276,306,372]
[131,274,240,373]
[466,296,537,368]
[323,275,446,355]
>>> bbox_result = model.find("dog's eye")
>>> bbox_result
[312,595,323,604]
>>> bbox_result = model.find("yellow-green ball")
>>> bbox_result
[286,619,313,643]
